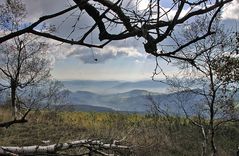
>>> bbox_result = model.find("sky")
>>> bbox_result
[9,0,239,81]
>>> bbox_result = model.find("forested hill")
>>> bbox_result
[64,89,204,113]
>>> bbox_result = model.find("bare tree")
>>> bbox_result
[0,0,233,65]
[162,18,239,156]
[0,0,62,126]
[0,33,52,126]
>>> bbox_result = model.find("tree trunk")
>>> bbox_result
[201,127,207,156]
[202,141,206,156]
[210,128,217,156]
[209,118,217,156]
[10,79,17,119]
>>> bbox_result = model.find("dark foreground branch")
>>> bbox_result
[0,118,27,128]
[0,109,30,128]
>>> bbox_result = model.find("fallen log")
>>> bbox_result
[0,139,131,155]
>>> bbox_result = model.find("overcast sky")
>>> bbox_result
[19,0,239,81]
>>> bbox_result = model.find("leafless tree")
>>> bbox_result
[0,33,53,127]
[0,0,68,128]
[0,10,54,127]
[162,19,239,156]
[0,34,51,116]
[0,0,233,66]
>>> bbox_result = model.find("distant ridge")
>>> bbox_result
[57,87,211,114]
[62,80,168,94]
[64,89,169,112]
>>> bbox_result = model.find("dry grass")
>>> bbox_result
[0,109,239,155]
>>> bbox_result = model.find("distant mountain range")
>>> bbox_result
[62,80,169,94]
[63,88,204,113]
[61,80,206,113]
[1,80,238,114]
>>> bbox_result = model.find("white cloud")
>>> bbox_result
[42,38,143,64]
[222,1,239,20]
[23,0,71,22]
[138,0,150,10]
[70,45,143,64]
[103,46,143,57]
[37,39,77,66]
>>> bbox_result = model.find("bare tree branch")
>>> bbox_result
[0,0,233,63]
[0,109,30,128]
